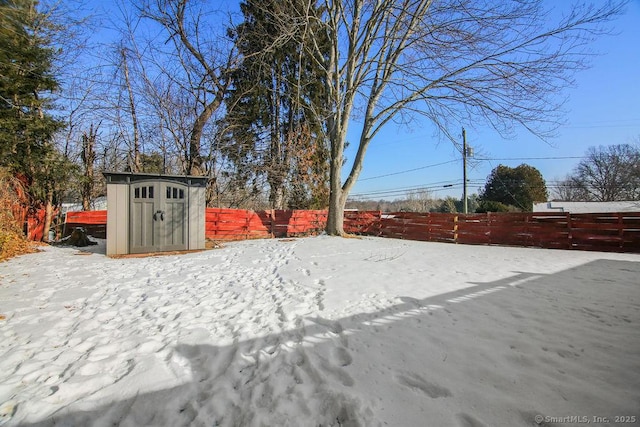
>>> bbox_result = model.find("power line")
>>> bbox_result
[356,155,588,184]
[357,159,458,181]
[350,179,474,199]
[353,178,463,193]
[475,156,584,161]
[349,187,462,200]
[351,138,640,200]
[349,180,637,201]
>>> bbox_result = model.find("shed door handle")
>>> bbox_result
[153,210,165,221]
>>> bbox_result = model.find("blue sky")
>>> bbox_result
[82,0,640,201]
[345,1,640,201]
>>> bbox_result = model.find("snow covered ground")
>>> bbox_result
[0,236,639,426]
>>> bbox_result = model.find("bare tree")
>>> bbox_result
[81,124,98,210]
[110,3,186,174]
[90,0,205,179]
[138,0,238,176]
[569,144,640,201]
[404,189,438,212]
[120,48,142,172]
[284,0,626,235]
[552,175,590,201]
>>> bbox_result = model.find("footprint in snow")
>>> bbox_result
[396,372,452,398]
[332,347,352,367]
[315,290,325,312]
[309,316,343,335]
[457,413,487,427]
[319,357,354,387]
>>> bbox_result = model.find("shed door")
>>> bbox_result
[130,181,188,253]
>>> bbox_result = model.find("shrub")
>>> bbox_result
[0,169,37,261]
[475,200,519,213]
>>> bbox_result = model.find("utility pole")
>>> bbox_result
[462,128,474,214]
[462,127,468,214]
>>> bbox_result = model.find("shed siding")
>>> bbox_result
[106,183,129,256]
[188,186,205,250]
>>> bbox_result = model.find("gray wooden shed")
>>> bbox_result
[104,172,208,256]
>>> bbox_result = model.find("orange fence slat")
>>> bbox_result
[65,210,108,225]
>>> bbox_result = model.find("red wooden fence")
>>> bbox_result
[11,207,49,241]
[205,208,328,239]
[25,209,47,241]
[65,210,107,239]
[375,211,640,252]
[2,177,48,241]
[64,209,640,253]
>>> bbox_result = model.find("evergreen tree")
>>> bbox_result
[479,164,548,211]
[224,0,329,209]
[0,0,66,239]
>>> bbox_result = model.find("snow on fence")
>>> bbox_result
[63,209,640,253]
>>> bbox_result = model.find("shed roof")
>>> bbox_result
[103,172,208,187]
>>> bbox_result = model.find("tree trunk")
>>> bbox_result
[326,113,372,235]
[81,125,97,211]
[43,189,54,242]
[64,227,97,247]
[122,49,141,173]
[326,189,345,235]
[326,134,346,235]
[188,98,220,176]
[269,182,285,210]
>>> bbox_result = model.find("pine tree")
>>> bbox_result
[224,0,329,209]
[0,0,65,239]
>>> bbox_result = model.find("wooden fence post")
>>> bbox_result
[245,211,250,240]
[269,210,275,238]
[566,212,573,250]
[453,214,458,244]
[618,213,624,250]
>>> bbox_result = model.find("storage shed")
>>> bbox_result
[104,172,208,256]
